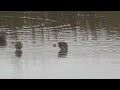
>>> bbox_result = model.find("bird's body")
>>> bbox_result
[15,42,22,50]
[58,42,68,50]
[0,31,7,46]
[58,42,68,58]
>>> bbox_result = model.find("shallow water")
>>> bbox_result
[0,11,120,79]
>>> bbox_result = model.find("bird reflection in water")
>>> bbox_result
[53,42,68,58]
[58,48,68,58]
[15,50,22,58]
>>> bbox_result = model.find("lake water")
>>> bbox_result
[0,11,120,79]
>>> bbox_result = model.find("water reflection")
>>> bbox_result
[58,49,68,58]
[0,11,120,78]
[87,14,98,40]
[15,50,22,58]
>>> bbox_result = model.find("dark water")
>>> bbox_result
[0,11,120,79]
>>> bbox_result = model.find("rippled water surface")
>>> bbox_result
[0,11,120,79]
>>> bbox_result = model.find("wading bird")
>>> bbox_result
[15,42,22,50]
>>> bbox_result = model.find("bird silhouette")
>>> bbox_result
[58,42,68,58]
[15,42,22,50]
[0,31,7,46]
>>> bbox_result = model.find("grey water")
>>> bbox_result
[0,11,120,79]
